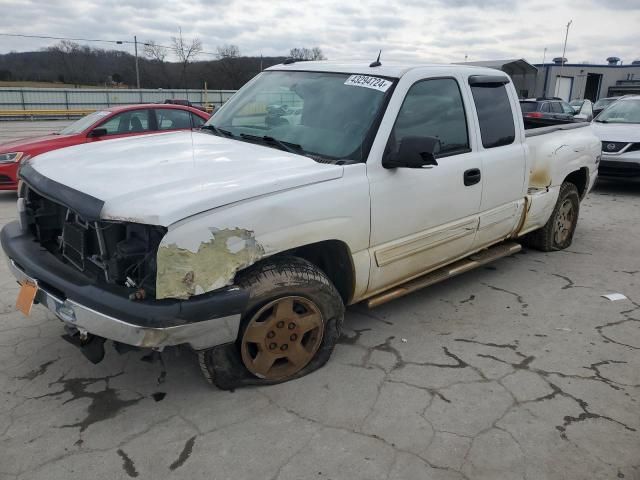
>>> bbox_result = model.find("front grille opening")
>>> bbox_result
[602,141,628,153]
[23,185,166,298]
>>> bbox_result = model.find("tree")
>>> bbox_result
[48,40,88,86]
[144,40,170,86]
[289,47,326,61]
[143,40,167,63]
[216,44,243,88]
[111,72,122,84]
[216,44,240,59]
[171,28,202,87]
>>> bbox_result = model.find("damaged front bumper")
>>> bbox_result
[1,220,248,353]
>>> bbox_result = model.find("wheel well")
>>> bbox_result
[286,240,355,304]
[564,168,589,199]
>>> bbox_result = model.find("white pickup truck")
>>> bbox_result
[2,62,600,389]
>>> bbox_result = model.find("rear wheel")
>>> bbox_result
[199,256,344,389]
[523,182,580,251]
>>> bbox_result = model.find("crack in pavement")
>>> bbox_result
[464,342,637,441]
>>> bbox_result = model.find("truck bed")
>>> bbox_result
[524,121,592,137]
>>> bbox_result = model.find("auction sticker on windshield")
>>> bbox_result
[344,75,392,92]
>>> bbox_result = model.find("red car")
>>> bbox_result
[0,104,211,190]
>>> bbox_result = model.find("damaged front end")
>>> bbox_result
[2,176,250,364]
[22,185,166,301]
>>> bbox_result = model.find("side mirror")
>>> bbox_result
[88,128,108,138]
[383,136,440,169]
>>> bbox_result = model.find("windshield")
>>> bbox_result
[594,98,617,109]
[595,99,640,124]
[205,71,394,162]
[59,111,111,134]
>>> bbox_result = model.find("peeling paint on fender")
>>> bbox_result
[156,228,264,300]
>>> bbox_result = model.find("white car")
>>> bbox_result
[592,95,640,179]
[2,62,600,388]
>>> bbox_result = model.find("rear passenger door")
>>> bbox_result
[468,77,527,249]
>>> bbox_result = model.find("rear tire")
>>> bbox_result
[198,256,344,389]
[523,182,580,252]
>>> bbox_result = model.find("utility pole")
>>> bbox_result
[555,20,572,97]
[134,35,141,89]
[536,48,547,97]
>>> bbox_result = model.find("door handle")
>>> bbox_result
[463,168,481,186]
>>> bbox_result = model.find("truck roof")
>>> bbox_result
[267,61,507,79]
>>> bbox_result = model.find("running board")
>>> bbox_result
[366,242,522,308]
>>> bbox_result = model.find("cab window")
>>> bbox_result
[470,83,515,148]
[389,78,470,158]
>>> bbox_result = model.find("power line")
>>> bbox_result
[0,32,221,57]
[0,32,132,45]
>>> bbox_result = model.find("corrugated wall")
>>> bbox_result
[0,88,236,110]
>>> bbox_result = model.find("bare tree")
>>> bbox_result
[48,40,88,86]
[143,40,167,63]
[216,44,240,59]
[171,28,202,87]
[289,47,326,61]
[216,44,243,88]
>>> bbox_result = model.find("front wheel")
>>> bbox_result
[523,182,580,251]
[198,256,344,389]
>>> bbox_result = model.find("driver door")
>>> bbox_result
[366,75,482,294]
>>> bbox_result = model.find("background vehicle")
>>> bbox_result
[569,99,594,121]
[164,99,210,113]
[1,63,600,389]
[519,97,586,127]
[593,96,621,117]
[592,95,640,178]
[0,104,210,191]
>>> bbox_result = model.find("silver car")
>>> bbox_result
[592,96,640,179]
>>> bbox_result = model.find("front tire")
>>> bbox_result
[523,182,580,251]
[199,256,344,389]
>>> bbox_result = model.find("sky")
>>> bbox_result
[0,0,638,65]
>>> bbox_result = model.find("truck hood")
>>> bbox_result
[591,122,640,143]
[27,131,343,226]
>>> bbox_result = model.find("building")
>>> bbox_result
[532,57,640,101]
[458,59,539,98]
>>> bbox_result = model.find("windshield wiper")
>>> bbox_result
[201,124,235,137]
[239,133,304,155]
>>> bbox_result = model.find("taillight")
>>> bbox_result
[525,112,543,118]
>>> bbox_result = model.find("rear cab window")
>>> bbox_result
[469,78,515,148]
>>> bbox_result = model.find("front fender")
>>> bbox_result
[154,164,370,300]
[156,227,264,300]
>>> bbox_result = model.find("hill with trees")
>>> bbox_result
[0,36,326,90]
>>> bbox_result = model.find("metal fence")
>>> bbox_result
[0,87,237,112]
